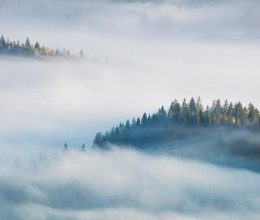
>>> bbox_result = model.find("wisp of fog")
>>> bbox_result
[1,147,260,220]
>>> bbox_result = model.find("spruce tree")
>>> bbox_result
[0,35,6,48]
[248,103,258,125]
[25,37,30,47]
[189,97,196,115]
[81,144,86,151]
[94,132,103,145]
[141,113,148,126]
[79,50,84,58]
[234,102,244,126]
[169,99,183,122]
[63,143,68,151]
[35,42,40,50]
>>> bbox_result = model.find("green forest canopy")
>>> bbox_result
[93,97,259,147]
[0,35,84,59]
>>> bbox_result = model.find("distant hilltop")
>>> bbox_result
[0,35,85,59]
[93,97,260,148]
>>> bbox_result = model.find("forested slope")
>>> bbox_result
[93,98,259,148]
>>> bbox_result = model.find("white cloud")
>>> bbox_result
[1,148,260,219]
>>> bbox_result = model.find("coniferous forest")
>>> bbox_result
[93,97,260,148]
[2,1,260,219]
[0,35,84,59]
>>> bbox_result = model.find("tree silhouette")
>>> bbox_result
[81,144,86,152]
[79,50,85,58]
[25,37,30,47]
[63,143,68,151]
[93,98,260,148]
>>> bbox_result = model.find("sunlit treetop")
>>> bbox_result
[93,97,260,148]
[0,35,85,60]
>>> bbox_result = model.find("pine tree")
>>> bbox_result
[123,121,130,143]
[222,99,229,123]
[56,47,60,56]
[203,106,212,125]
[136,118,141,126]
[215,99,222,124]
[113,127,120,143]
[126,120,130,129]
[248,103,259,126]
[222,100,229,115]
[94,132,103,145]
[63,143,68,151]
[211,100,217,114]
[227,102,234,124]
[141,113,148,126]
[35,42,40,50]
[182,98,188,123]
[188,97,196,124]
[81,144,86,152]
[196,97,203,112]
[25,37,30,47]
[151,114,158,124]
[168,99,183,122]
[242,107,248,126]
[216,99,222,114]
[158,106,167,121]
[234,102,244,126]
[118,123,124,134]
[189,97,196,115]
[0,35,6,48]
[131,118,136,127]
[79,50,84,58]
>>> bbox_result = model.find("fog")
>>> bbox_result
[1,0,260,218]
[0,148,260,220]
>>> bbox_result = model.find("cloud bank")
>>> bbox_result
[1,148,260,220]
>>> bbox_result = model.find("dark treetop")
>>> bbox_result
[93,97,259,148]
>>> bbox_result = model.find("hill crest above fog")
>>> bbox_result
[93,97,260,149]
[0,35,84,60]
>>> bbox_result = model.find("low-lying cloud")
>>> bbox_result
[1,148,260,219]
[0,1,260,219]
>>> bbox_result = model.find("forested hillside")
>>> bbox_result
[93,97,260,148]
[0,35,84,59]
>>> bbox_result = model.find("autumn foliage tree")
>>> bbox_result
[0,35,84,59]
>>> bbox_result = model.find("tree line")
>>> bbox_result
[0,35,84,59]
[93,97,259,147]
[63,143,86,152]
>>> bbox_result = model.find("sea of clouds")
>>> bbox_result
[1,147,260,220]
[1,0,260,219]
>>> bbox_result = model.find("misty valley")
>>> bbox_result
[1,44,260,220]
[2,0,260,219]
[91,97,260,171]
